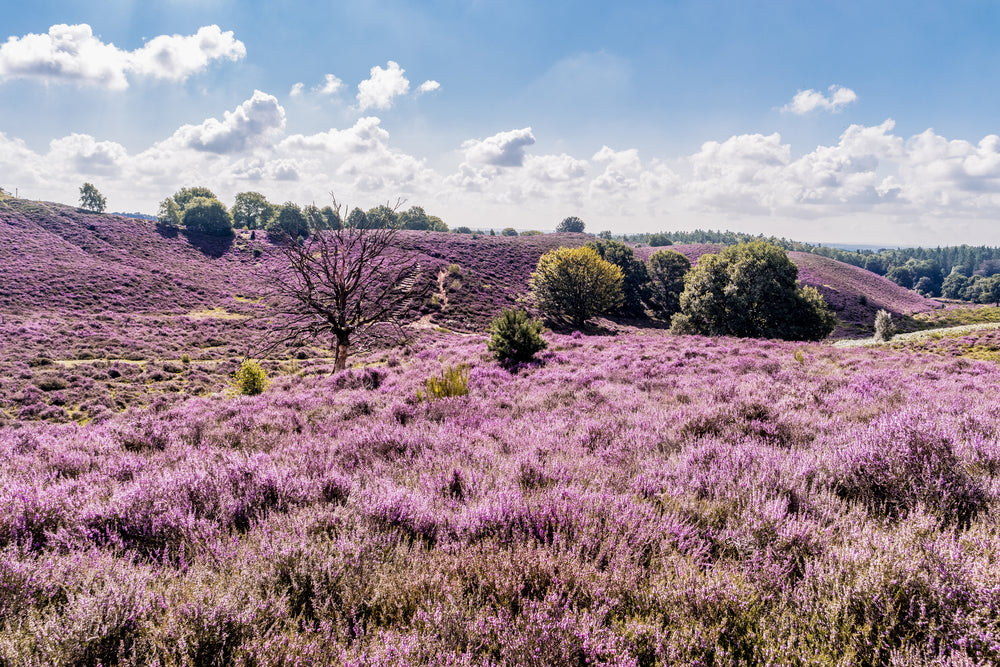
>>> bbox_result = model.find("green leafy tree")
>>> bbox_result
[232,192,274,229]
[941,272,970,300]
[670,240,835,341]
[886,265,914,290]
[556,216,586,233]
[487,308,548,364]
[266,202,310,241]
[79,183,107,213]
[585,239,649,314]
[346,207,367,229]
[530,246,623,326]
[157,198,182,228]
[399,206,430,230]
[647,249,691,317]
[501,227,519,237]
[172,186,217,209]
[427,215,448,232]
[977,274,1000,306]
[366,204,398,229]
[452,226,473,234]
[182,197,233,236]
[648,233,672,247]
[597,230,613,240]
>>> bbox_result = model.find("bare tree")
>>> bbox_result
[258,196,428,371]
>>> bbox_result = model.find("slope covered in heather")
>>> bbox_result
[2,330,1000,664]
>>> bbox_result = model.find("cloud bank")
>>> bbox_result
[7,87,1000,242]
[0,24,245,89]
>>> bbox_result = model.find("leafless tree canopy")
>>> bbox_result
[257,198,427,371]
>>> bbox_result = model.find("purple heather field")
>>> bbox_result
[2,198,1000,665]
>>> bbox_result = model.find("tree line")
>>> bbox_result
[626,229,1000,301]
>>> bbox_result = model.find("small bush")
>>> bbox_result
[487,308,548,364]
[874,309,895,342]
[233,359,270,396]
[418,365,469,401]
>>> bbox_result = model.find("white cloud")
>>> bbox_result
[315,73,343,95]
[127,25,245,82]
[461,127,536,167]
[0,24,245,90]
[781,85,858,115]
[357,61,410,110]
[163,90,285,154]
[417,80,440,94]
[289,82,304,97]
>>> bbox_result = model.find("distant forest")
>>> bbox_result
[626,230,1000,299]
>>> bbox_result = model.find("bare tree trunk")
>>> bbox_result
[334,332,350,371]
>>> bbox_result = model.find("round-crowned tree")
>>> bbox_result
[266,202,310,241]
[670,240,835,341]
[556,216,586,233]
[232,191,274,229]
[530,246,623,327]
[182,197,233,236]
[585,239,649,314]
[647,249,691,317]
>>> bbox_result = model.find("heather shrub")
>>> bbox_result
[417,364,469,401]
[831,410,986,526]
[233,359,270,396]
[486,308,547,364]
[874,308,895,341]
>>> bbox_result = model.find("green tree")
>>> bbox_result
[487,308,548,364]
[670,240,835,341]
[648,233,672,247]
[647,249,691,317]
[399,206,431,230]
[232,192,274,229]
[157,198,182,228]
[530,246,623,327]
[172,186,217,209]
[501,227,519,236]
[346,207,367,229]
[556,216,586,233]
[366,204,398,229]
[452,226,473,234]
[585,239,649,314]
[79,183,107,213]
[941,271,970,299]
[977,274,1000,306]
[266,202,310,241]
[182,197,233,236]
[427,215,448,232]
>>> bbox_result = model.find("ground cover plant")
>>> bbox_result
[2,329,1000,664]
[5,198,1000,663]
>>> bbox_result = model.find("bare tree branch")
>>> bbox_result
[252,197,429,370]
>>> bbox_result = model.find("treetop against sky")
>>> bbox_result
[3,1,1000,244]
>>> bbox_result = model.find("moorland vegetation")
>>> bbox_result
[2,194,1000,664]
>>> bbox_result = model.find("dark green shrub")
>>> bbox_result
[182,197,233,236]
[487,308,548,364]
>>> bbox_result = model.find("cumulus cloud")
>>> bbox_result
[461,127,536,167]
[315,73,343,95]
[781,85,858,115]
[0,24,245,90]
[417,80,440,94]
[289,82,304,97]
[357,60,410,110]
[164,90,285,154]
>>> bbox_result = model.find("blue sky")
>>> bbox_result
[4,1,1000,243]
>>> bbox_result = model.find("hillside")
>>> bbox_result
[2,329,999,664]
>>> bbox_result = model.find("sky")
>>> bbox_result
[4,1,1000,244]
